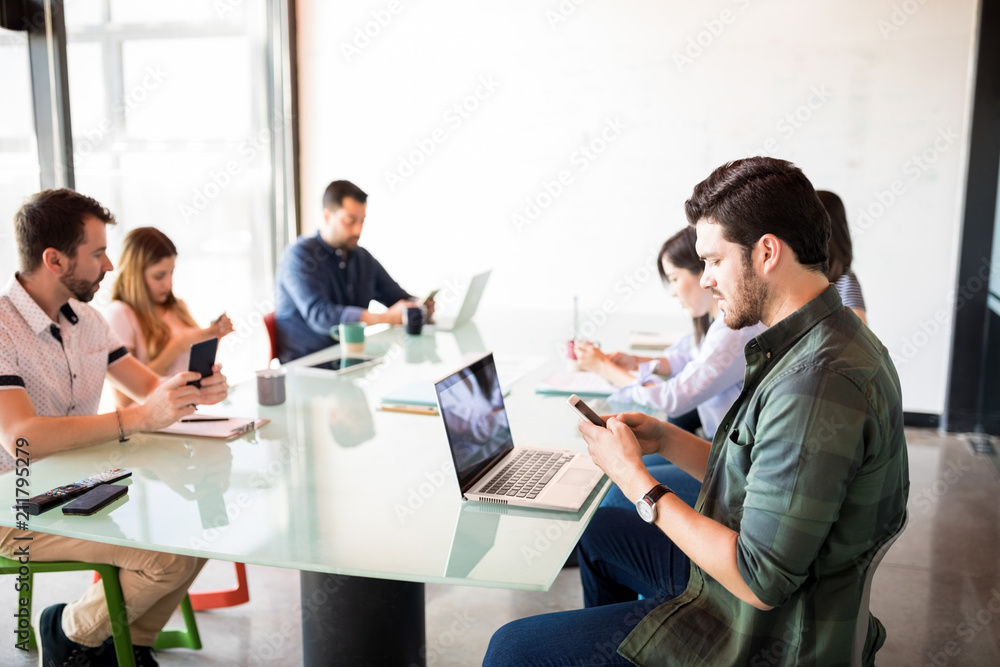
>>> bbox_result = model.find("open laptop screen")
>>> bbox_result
[435,353,514,492]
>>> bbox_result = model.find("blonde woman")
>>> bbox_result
[104,227,233,406]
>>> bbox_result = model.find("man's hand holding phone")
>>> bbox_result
[567,394,605,426]
[186,337,229,403]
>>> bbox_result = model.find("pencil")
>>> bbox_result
[378,403,438,416]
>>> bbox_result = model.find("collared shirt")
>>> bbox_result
[610,318,765,439]
[274,233,411,362]
[619,285,909,666]
[0,274,129,471]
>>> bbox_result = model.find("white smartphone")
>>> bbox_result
[419,288,439,306]
[566,394,604,426]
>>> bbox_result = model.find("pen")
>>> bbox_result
[180,417,230,423]
[378,404,438,416]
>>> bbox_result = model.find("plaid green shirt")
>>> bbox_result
[619,285,909,666]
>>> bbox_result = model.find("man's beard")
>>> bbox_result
[720,259,769,330]
[61,263,104,303]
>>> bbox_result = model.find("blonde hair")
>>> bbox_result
[111,227,197,359]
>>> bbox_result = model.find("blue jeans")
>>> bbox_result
[601,460,703,510]
[483,504,691,665]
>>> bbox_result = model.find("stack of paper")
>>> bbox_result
[535,371,618,397]
[628,331,676,350]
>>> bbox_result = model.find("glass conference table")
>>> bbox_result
[0,312,678,665]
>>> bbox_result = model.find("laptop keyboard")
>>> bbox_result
[479,450,574,499]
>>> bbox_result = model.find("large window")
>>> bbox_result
[0,27,40,276]
[1,0,295,382]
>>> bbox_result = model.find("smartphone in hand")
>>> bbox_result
[567,394,604,426]
[188,337,218,388]
[419,288,439,306]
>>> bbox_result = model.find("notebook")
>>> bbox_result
[152,416,269,440]
[434,352,603,511]
[433,270,491,330]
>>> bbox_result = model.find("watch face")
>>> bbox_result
[636,499,654,523]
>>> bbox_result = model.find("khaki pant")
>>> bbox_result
[0,527,206,647]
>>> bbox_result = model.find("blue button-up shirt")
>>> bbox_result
[274,233,411,362]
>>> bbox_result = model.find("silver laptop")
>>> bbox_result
[434,352,604,511]
[433,270,491,330]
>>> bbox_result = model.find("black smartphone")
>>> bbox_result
[62,484,128,516]
[188,337,218,388]
[567,394,604,426]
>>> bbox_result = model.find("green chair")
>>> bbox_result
[0,555,201,667]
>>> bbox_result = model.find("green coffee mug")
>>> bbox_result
[336,322,366,353]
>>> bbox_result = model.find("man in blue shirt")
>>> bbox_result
[274,180,433,362]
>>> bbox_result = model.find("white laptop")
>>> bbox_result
[434,352,604,511]
[433,270,491,330]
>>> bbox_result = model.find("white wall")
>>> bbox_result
[296,0,978,414]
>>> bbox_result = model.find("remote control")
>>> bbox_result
[17,469,132,515]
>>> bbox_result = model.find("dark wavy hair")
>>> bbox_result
[816,190,853,283]
[685,157,830,275]
[14,189,115,274]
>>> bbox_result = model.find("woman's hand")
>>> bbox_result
[208,314,234,339]
[606,351,639,371]
[574,341,609,372]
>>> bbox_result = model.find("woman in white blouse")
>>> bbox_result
[576,226,763,442]
[104,227,234,406]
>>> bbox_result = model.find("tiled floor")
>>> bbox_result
[2,427,998,665]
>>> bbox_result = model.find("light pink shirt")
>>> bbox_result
[102,301,196,378]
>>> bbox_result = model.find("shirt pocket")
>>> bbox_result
[722,425,755,525]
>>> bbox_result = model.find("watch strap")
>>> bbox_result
[643,483,672,506]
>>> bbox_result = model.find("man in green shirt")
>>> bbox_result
[484,157,909,666]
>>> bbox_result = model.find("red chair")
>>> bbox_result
[188,562,249,611]
[264,312,278,362]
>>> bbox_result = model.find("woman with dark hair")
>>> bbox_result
[104,227,234,406]
[817,190,867,323]
[575,226,763,442]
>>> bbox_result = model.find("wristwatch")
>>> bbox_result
[636,483,673,523]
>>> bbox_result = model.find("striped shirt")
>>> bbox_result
[619,285,909,666]
[835,269,866,311]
